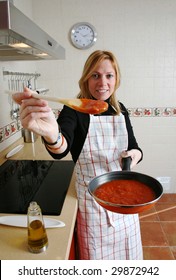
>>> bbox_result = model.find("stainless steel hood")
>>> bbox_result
[0,1,65,61]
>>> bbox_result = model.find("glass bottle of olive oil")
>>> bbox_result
[27,201,48,253]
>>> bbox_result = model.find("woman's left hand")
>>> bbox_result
[120,149,142,169]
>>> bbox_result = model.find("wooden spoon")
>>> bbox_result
[6,91,108,114]
[31,93,108,114]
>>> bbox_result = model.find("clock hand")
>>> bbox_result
[80,32,91,37]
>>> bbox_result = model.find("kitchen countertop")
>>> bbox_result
[0,137,78,260]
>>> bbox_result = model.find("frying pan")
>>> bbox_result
[88,157,163,214]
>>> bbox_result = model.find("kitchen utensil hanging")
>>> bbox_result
[3,71,41,91]
[3,70,41,121]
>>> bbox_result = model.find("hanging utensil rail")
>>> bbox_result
[3,70,41,79]
[3,70,41,121]
[3,70,41,91]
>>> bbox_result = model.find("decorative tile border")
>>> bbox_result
[0,109,60,144]
[128,107,176,117]
[0,108,175,143]
[0,120,21,143]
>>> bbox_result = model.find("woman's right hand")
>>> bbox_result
[12,87,59,143]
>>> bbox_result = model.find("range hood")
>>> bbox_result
[0,0,65,61]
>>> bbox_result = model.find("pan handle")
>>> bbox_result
[122,156,132,171]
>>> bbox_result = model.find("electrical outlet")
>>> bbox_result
[156,177,171,191]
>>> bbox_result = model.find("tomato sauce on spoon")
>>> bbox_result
[71,99,108,114]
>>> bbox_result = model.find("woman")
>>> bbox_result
[13,50,143,260]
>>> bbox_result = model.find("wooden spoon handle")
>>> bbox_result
[6,90,70,103]
[31,93,66,104]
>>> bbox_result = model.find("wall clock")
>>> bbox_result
[70,22,97,49]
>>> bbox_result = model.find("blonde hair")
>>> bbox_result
[77,50,121,115]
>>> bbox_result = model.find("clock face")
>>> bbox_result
[70,22,97,49]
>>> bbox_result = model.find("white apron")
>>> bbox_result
[75,114,143,260]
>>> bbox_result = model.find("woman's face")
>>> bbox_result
[88,59,116,100]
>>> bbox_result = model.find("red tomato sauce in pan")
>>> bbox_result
[93,180,156,205]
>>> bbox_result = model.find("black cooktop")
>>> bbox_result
[0,160,75,215]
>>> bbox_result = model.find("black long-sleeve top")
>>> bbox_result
[47,101,143,163]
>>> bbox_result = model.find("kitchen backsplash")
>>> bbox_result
[128,107,176,117]
[0,120,21,144]
[0,106,175,144]
[0,109,60,143]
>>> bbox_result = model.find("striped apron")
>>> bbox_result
[75,114,143,260]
